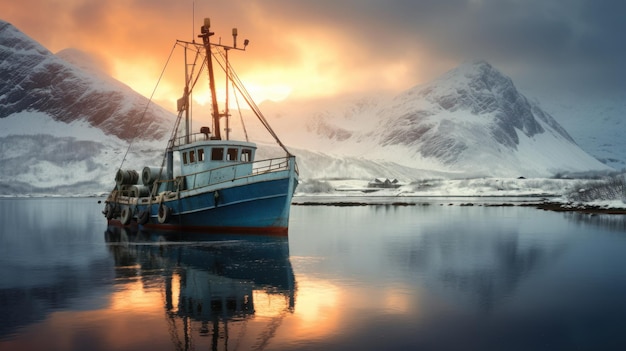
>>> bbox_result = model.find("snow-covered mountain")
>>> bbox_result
[261,61,613,178]
[0,20,174,141]
[0,19,617,196]
[533,91,626,170]
[0,20,174,195]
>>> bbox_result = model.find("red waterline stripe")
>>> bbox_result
[107,219,289,236]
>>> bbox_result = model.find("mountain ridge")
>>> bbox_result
[0,20,170,195]
[260,60,611,178]
[0,20,174,142]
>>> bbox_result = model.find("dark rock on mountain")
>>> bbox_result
[383,61,574,156]
[0,20,173,142]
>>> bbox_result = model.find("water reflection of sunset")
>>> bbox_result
[382,286,415,315]
[1,285,171,351]
[110,279,163,313]
[268,273,420,347]
[252,289,292,318]
[293,277,340,324]
[287,278,343,342]
[170,271,181,313]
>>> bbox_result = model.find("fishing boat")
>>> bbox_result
[102,18,299,235]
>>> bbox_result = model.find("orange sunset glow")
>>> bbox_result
[0,0,444,111]
[2,0,623,114]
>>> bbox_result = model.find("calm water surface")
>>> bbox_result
[1,197,626,350]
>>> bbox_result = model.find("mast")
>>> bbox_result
[224,47,230,140]
[184,47,191,144]
[197,18,248,141]
[198,18,222,140]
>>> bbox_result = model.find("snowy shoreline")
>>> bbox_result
[292,197,626,214]
[292,176,626,212]
[2,177,624,214]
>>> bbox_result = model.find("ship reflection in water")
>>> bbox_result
[105,228,296,350]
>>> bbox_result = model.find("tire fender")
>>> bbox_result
[137,209,150,225]
[106,203,115,220]
[158,204,171,224]
[120,206,132,225]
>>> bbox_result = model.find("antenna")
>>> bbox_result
[192,0,195,43]
[197,18,250,140]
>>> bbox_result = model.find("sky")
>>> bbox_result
[2,0,625,108]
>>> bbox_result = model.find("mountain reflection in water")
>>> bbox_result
[385,226,568,311]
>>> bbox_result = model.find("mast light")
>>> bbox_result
[200,18,211,35]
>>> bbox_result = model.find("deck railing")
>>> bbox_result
[109,155,297,205]
[251,157,291,175]
[155,156,295,193]
[172,132,230,147]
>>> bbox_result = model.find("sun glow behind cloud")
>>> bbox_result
[191,83,292,108]
[108,44,297,113]
[0,0,432,109]
[104,13,421,108]
[2,0,624,113]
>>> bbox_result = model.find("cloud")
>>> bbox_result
[233,0,626,94]
[1,0,625,102]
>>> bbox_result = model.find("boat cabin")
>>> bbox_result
[177,139,257,176]
[164,129,258,192]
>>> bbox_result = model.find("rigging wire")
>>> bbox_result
[117,41,178,171]
[213,48,293,156]
[179,41,204,140]
[120,38,293,185]
[154,43,205,184]
[232,79,249,142]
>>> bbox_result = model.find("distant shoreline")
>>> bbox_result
[293,199,626,214]
[527,201,626,215]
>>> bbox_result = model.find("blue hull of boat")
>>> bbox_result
[107,169,297,236]
[149,178,293,231]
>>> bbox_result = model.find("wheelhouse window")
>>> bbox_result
[198,148,205,162]
[241,149,252,162]
[182,152,188,165]
[189,150,195,163]
[211,147,224,161]
[227,148,238,161]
